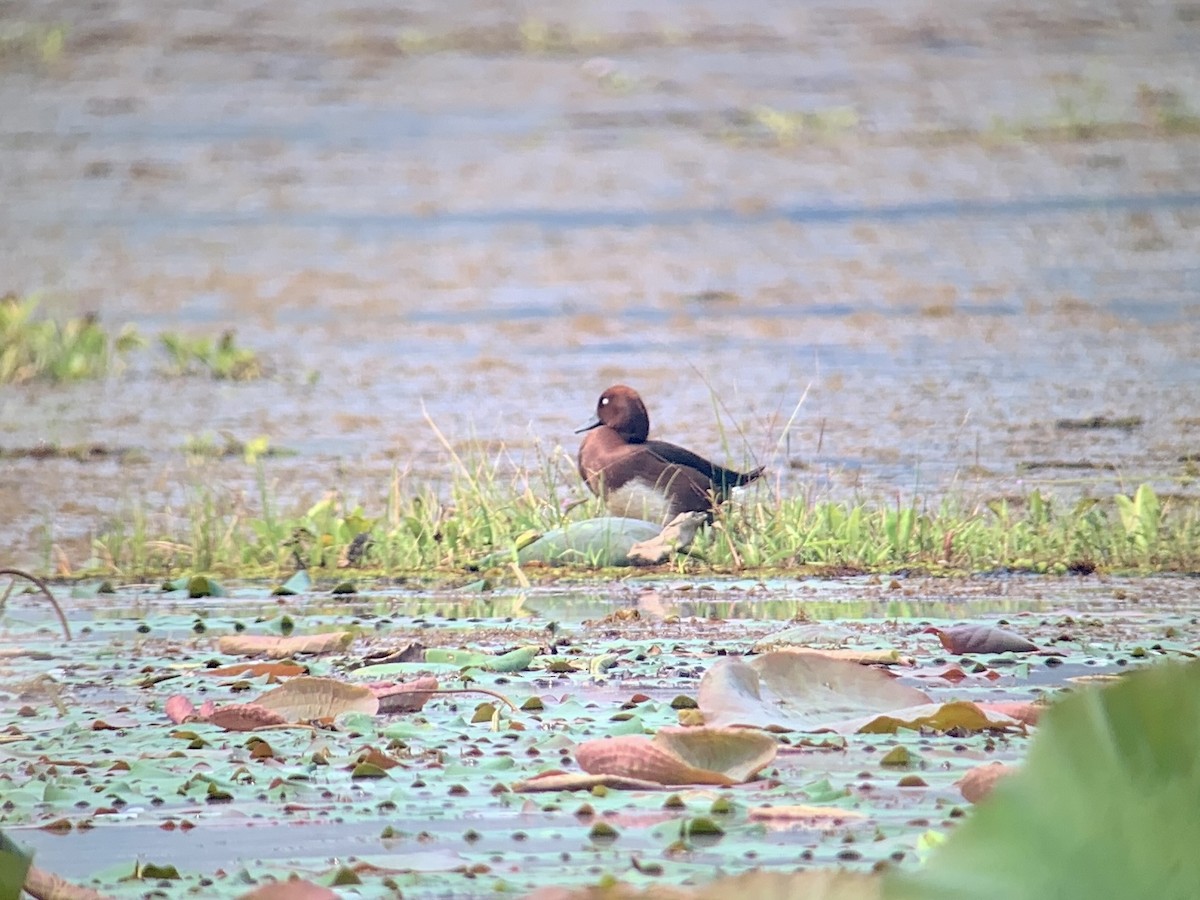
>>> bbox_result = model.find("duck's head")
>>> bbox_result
[575,384,650,443]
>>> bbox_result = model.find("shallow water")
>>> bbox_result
[2,0,1200,566]
[3,571,1196,896]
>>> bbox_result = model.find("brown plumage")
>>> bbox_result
[576,384,764,523]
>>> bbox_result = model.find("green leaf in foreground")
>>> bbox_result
[0,830,33,900]
[886,661,1200,900]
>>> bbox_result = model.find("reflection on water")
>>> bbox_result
[28,575,1180,635]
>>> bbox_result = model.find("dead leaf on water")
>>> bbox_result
[206,703,289,732]
[512,771,672,793]
[977,700,1042,726]
[368,676,438,713]
[204,661,307,680]
[575,727,777,786]
[217,632,353,659]
[924,625,1039,654]
[254,676,379,721]
[958,762,1017,803]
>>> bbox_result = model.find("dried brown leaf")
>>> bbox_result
[217,632,353,659]
[164,695,196,725]
[925,625,1039,654]
[204,662,307,679]
[253,676,379,721]
[576,727,777,786]
[978,700,1042,726]
[511,771,673,793]
[205,703,289,732]
[369,676,438,713]
[959,762,1018,803]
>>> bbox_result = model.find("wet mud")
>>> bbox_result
[2,0,1200,566]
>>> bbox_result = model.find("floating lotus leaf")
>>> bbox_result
[423,645,539,672]
[698,651,930,732]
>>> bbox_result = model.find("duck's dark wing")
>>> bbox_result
[643,440,764,492]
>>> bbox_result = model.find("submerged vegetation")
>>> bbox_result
[80,457,1200,580]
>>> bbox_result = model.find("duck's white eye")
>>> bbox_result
[601,397,610,405]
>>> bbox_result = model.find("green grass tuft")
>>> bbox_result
[0,294,143,384]
[84,451,1200,581]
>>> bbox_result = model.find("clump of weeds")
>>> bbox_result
[159,330,264,380]
[0,294,143,384]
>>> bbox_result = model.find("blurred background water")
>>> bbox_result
[1,0,1199,566]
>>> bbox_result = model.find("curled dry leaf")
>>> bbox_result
[368,676,438,714]
[575,727,777,786]
[205,703,289,732]
[959,762,1018,803]
[512,771,687,793]
[164,696,288,731]
[164,694,197,725]
[217,632,353,659]
[254,676,379,721]
[699,651,931,732]
[924,625,1039,655]
[204,662,306,679]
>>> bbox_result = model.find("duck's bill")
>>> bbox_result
[574,417,602,434]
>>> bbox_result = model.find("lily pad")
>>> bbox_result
[272,570,312,596]
[478,517,675,568]
[698,651,930,732]
[423,645,539,672]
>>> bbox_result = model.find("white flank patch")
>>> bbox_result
[605,478,673,525]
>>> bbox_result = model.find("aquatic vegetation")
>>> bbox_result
[0,295,143,384]
[159,330,264,380]
[181,432,284,463]
[82,458,1200,580]
[0,568,1196,898]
